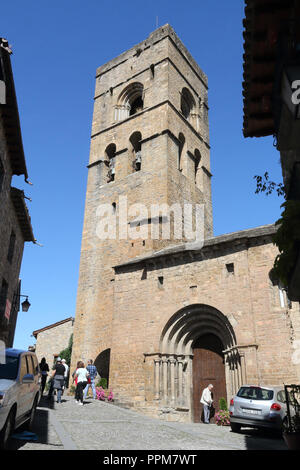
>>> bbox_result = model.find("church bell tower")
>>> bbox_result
[71,24,213,379]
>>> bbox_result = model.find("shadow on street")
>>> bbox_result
[231,427,288,450]
[6,395,61,450]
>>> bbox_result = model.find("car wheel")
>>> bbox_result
[24,395,38,431]
[0,408,15,450]
[230,422,241,433]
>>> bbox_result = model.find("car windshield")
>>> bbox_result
[0,355,19,380]
[237,386,274,401]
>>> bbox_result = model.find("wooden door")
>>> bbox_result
[192,334,227,423]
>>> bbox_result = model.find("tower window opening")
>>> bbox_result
[194,149,201,181]
[180,87,196,121]
[129,131,142,172]
[105,144,116,183]
[130,96,143,116]
[178,133,185,171]
[116,82,144,121]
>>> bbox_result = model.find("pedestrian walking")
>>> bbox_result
[200,384,214,424]
[71,361,81,388]
[74,361,89,405]
[61,358,69,394]
[83,359,99,400]
[39,357,49,395]
[50,357,66,403]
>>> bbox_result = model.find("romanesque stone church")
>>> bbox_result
[71,25,300,422]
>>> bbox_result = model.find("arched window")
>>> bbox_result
[105,143,116,183]
[178,133,185,171]
[180,88,196,121]
[129,131,142,172]
[115,82,144,121]
[194,149,201,180]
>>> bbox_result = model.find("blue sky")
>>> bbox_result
[2,0,284,350]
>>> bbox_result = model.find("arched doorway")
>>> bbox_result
[192,334,227,423]
[156,304,239,421]
[94,348,111,387]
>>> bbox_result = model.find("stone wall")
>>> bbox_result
[109,228,300,421]
[0,100,25,346]
[34,319,74,369]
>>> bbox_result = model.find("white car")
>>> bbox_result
[0,348,41,449]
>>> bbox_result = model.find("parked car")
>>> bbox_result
[0,348,41,449]
[229,385,291,434]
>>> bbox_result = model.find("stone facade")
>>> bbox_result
[33,317,74,368]
[0,38,34,347]
[71,25,300,422]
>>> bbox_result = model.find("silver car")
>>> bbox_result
[0,348,41,449]
[229,385,290,433]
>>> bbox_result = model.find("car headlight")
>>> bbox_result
[0,393,5,407]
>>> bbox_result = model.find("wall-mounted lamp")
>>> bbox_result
[16,295,31,312]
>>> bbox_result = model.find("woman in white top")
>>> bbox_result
[74,361,89,405]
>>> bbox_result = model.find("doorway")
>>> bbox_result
[192,334,227,423]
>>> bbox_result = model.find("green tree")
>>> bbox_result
[58,334,73,365]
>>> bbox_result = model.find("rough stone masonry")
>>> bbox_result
[70,24,300,422]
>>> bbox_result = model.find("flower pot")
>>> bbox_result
[283,432,300,450]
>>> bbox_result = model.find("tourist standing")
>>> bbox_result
[74,361,89,405]
[39,357,49,395]
[61,358,69,393]
[83,359,99,400]
[200,384,214,424]
[51,357,66,404]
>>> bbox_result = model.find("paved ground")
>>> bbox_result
[7,394,288,451]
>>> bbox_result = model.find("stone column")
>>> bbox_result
[178,358,184,406]
[169,357,176,405]
[162,358,168,404]
[154,359,161,401]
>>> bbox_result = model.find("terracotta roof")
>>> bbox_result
[32,317,74,338]
[10,187,35,242]
[242,0,300,138]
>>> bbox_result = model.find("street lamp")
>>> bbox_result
[21,296,31,312]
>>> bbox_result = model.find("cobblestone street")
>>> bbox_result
[6,395,288,451]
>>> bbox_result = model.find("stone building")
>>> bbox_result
[0,38,34,347]
[32,317,74,367]
[71,25,300,422]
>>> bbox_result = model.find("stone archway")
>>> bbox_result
[94,348,111,387]
[153,304,239,421]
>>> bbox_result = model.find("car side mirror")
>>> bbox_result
[22,373,34,383]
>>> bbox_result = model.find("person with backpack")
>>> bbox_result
[50,357,66,404]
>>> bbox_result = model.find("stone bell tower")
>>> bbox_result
[71,25,213,379]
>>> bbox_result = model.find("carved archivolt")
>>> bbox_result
[145,304,245,414]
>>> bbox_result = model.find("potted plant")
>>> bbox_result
[215,398,230,426]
